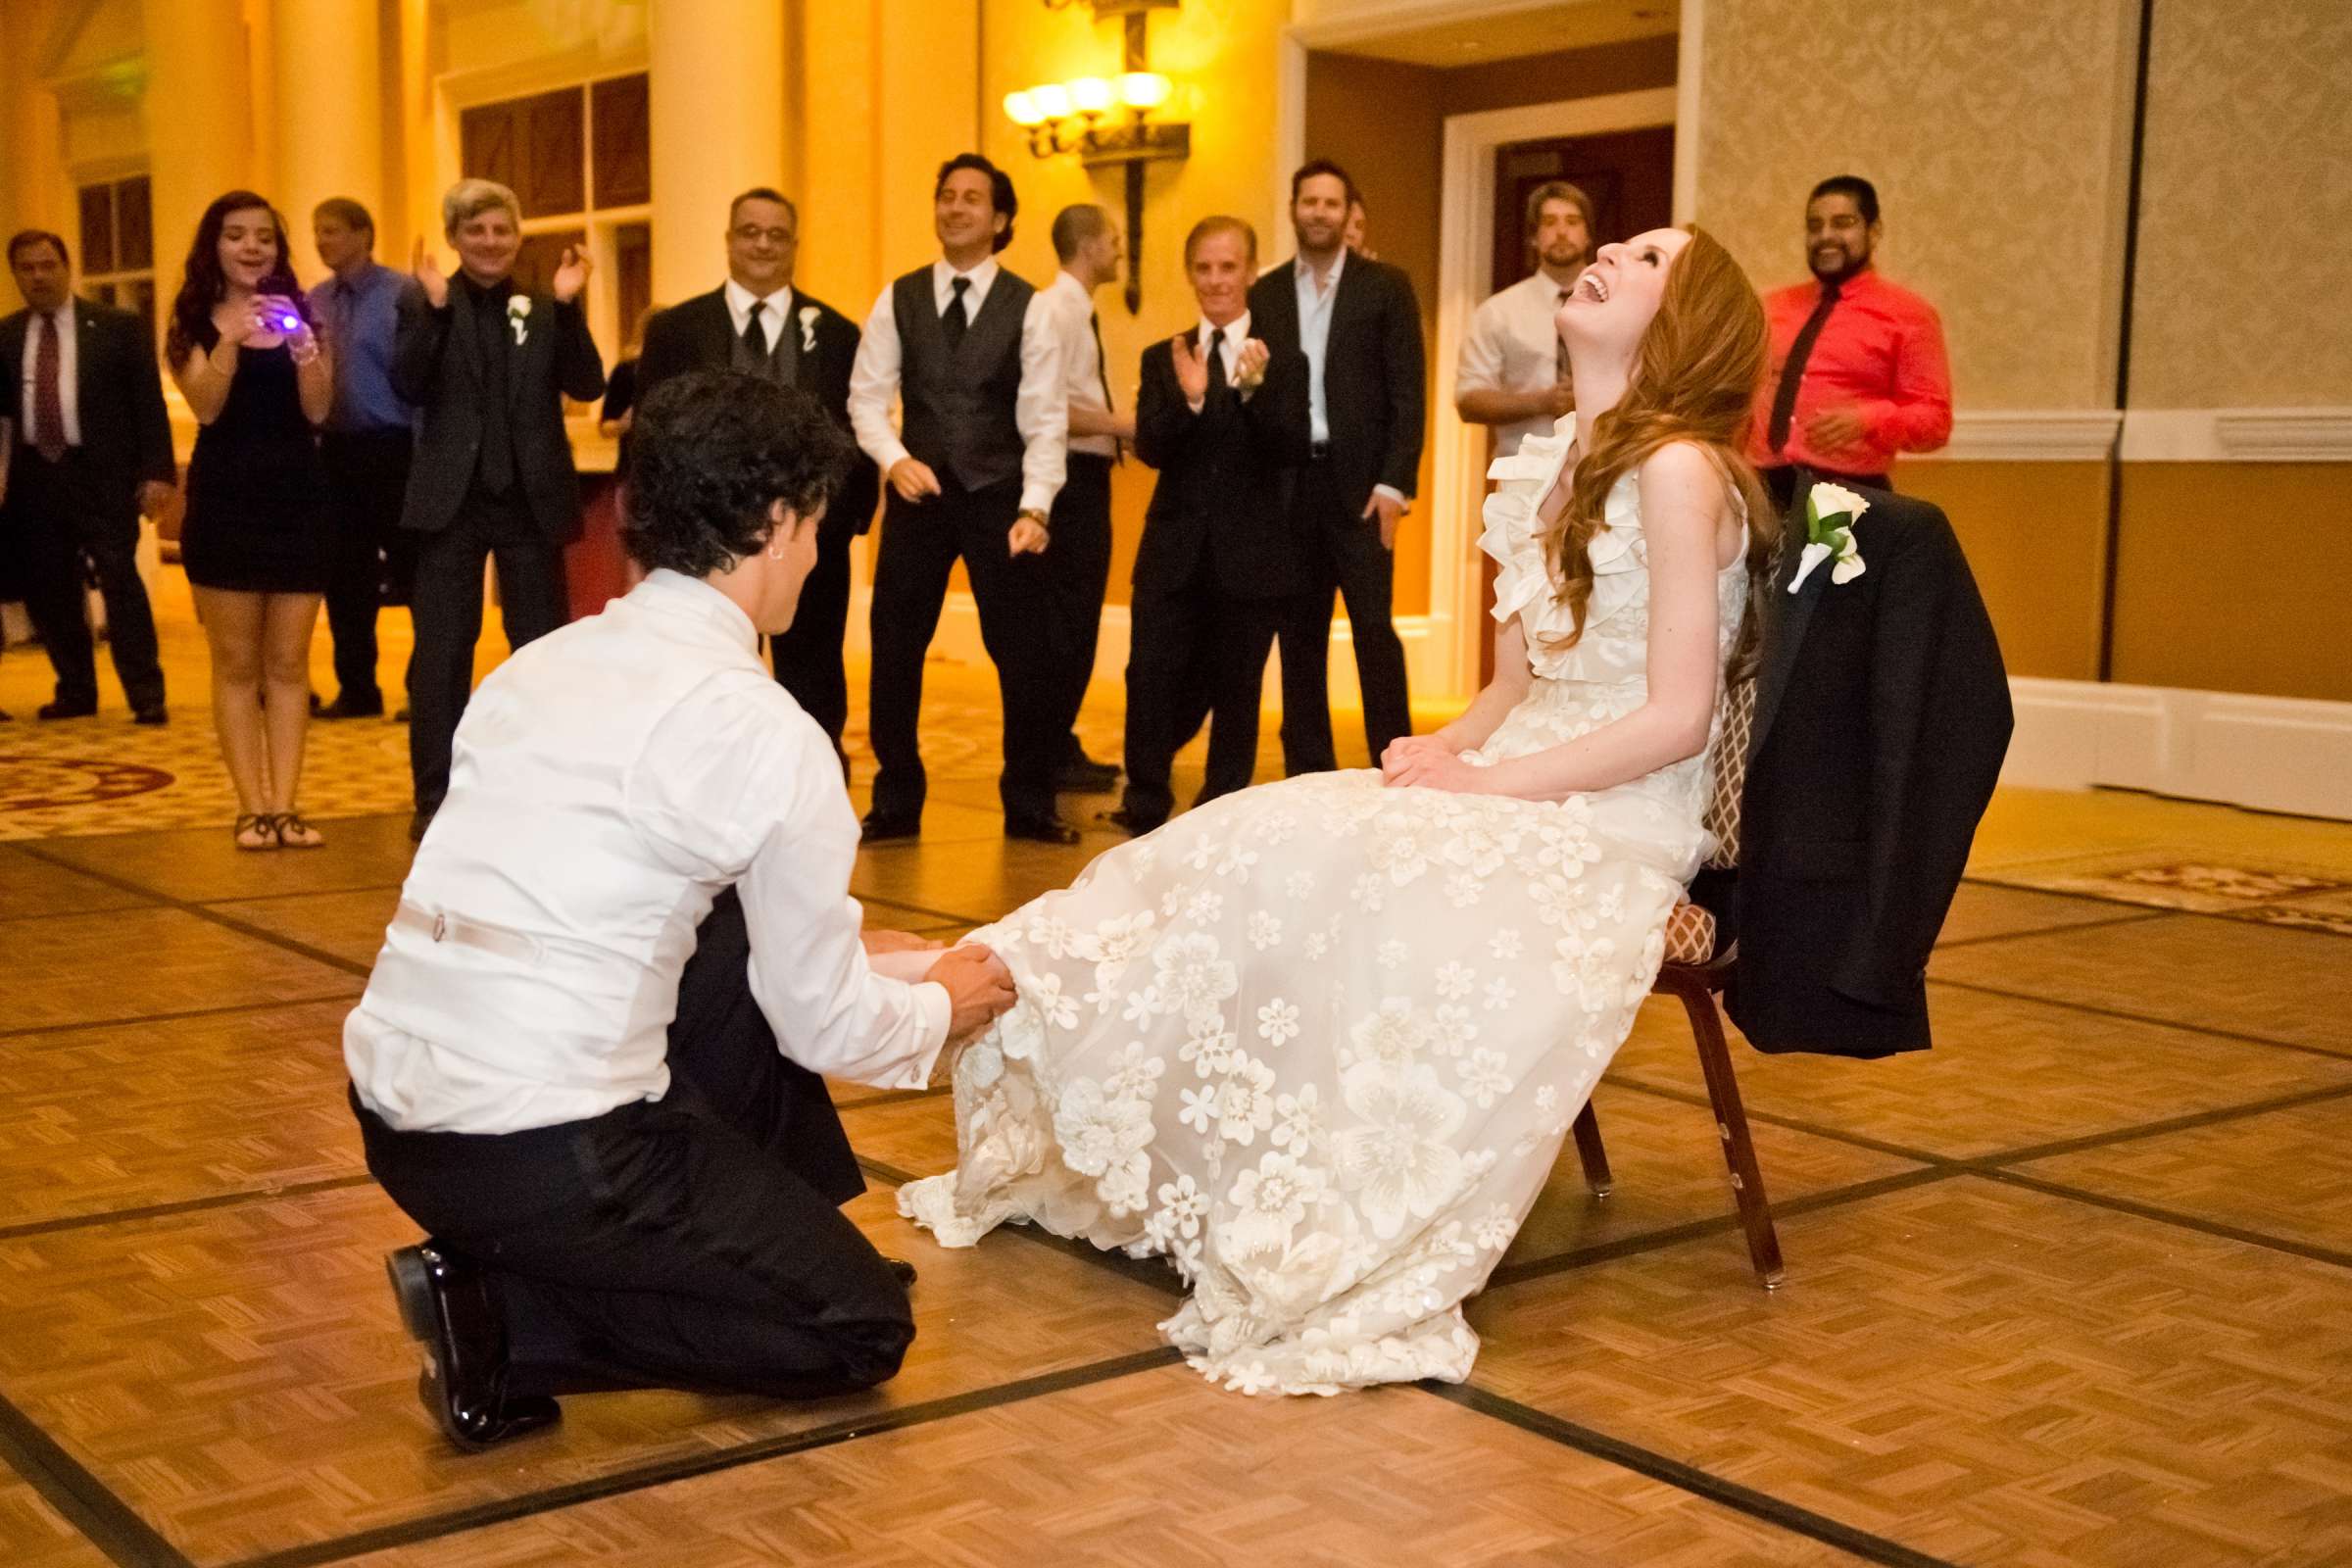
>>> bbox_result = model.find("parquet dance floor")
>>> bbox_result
[5,608,2352,1566]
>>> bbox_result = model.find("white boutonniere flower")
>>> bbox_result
[506,294,531,346]
[798,304,819,354]
[1788,481,1869,593]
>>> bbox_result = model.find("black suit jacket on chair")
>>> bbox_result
[0,299,177,516]
[391,281,604,538]
[1131,335,1310,600]
[1246,255,1426,513]
[1726,477,2013,1057]
[635,286,879,537]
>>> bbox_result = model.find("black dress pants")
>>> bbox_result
[355,890,907,1401]
[406,487,569,812]
[866,476,1059,823]
[1044,452,1115,763]
[320,429,417,708]
[1122,570,1285,826]
[2,450,163,710]
[768,520,855,769]
[1276,456,1410,772]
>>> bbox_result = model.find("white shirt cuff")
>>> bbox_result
[1373,484,1409,510]
[1019,485,1058,515]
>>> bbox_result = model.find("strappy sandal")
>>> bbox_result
[234,813,276,851]
[270,811,325,850]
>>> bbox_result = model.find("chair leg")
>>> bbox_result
[1673,976,1785,1289]
[1569,1102,1612,1198]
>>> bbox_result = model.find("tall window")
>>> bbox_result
[460,72,652,359]
[78,174,155,338]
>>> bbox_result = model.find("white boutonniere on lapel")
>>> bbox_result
[798,305,819,354]
[1788,481,1869,593]
[506,295,532,346]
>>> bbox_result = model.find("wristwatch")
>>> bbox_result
[1016,508,1051,531]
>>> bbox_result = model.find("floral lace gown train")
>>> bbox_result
[902,427,1746,1395]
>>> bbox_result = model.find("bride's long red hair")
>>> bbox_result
[1546,225,1777,680]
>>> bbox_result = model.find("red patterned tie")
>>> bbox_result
[31,310,68,463]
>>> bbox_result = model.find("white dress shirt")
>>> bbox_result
[345,570,952,1135]
[1293,250,1404,507]
[723,279,796,352]
[1456,271,1576,458]
[847,256,1069,514]
[17,305,82,448]
[1044,269,1117,460]
[1185,311,1251,414]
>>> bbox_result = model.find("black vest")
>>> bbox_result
[891,266,1031,493]
[728,297,800,387]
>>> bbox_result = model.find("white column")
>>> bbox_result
[142,0,258,295]
[648,0,787,305]
[270,0,385,277]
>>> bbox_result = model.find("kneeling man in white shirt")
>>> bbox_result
[346,370,1015,1450]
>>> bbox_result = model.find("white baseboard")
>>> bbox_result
[2006,676,2352,819]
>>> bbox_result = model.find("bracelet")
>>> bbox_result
[289,340,322,368]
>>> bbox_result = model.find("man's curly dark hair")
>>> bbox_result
[622,371,852,577]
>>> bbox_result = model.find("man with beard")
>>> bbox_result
[1455,181,1593,459]
[1751,174,1951,511]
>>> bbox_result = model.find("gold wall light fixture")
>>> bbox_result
[1004,0,1190,313]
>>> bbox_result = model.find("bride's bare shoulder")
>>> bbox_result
[1632,441,1731,525]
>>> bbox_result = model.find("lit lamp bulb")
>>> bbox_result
[1067,76,1115,116]
[1116,72,1172,111]
[1029,82,1073,122]
[1004,89,1044,127]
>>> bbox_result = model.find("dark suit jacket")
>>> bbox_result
[636,285,878,537]
[1131,334,1310,600]
[391,279,604,538]
[0,299,176,517]
[1725,477,2012,1057]
[1246,254,1425,513]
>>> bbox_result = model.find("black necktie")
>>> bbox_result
[1554,289,1571,383]
[1090,309,1114,411]
[1206,327,1227,392]
[1766,279,1841,455]
[742,300,768,358]
[943,276,970,349]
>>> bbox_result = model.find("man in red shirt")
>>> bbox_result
[1750,175,1952,512]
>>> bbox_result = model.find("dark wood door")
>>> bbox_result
[1476,122,1675,686]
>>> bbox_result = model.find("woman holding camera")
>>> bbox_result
[169,190,336,849]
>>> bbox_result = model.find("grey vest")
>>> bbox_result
[891,267,1031,493]
[728,300,800,386]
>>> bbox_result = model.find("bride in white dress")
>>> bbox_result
[903,226,1778,1395]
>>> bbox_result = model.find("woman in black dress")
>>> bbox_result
[167,191,336,849]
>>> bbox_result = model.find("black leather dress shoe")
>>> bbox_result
[1055,758,1122,793]
[36,699,97,720]
[317,694,384,720]
[387,1243,562,1451]
[885,1256,918,1287]
[1004,812,1081,846]
[1100,808,1165,837]
[860,809,922,842]
[132,705,169,726]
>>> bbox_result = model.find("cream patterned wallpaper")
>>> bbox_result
[2129,0,2352,409]
[1693,0,2141,412]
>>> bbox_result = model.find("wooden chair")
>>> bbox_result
[1565,679,1785,1289]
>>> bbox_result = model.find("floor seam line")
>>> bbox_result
[0,1175,376,1244]
[1925,975,2348,1061]
[0,991,364,1043]
[13,841,376,978]
[0,1389,194,1568]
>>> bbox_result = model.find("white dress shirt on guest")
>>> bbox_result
[17,303,82,447]
[345,569,951,1135]
[1292,250,1403,507]
[723,278,796,348]
[1043,269,1118,461]
[1456,271,1575,458]
[846,256,1069,514]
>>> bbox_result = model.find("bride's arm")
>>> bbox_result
[1398,620,1533,762]
[1387,443,1728,801]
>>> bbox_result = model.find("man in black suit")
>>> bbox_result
[1722,474,2011,1058]
[848,153,1075,845]
[1113,217,1309,834]
[1,229,174,723]
[637,187,877,766]
[1247,160,1426,772]
[393,179,605,839]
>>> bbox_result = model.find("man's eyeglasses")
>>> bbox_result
[732,225,795,247]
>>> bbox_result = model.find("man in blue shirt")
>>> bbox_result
[310,198,418,719]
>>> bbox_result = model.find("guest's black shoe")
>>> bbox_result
[1055,758,1121,793]
[408,807,437,843]
[131,705,169,726]
[394,707,411,723]
[860,809,922,842]
[1100,808,1165,837]
[885,1256,918,1288]
[317,693,384,720]
[36,699,97,720]
[1004,812,1081,846]
[386,1243,562,1452]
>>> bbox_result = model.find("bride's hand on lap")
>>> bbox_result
[1383,746,1494,795]
[931,944,1018,1048]
[1380,731,1464,783]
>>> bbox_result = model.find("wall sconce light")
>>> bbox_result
[1004,2,1190,313]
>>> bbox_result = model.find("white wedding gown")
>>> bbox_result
[902,427,1747,1395]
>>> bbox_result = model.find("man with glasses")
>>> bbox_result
[638,189,876,766]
